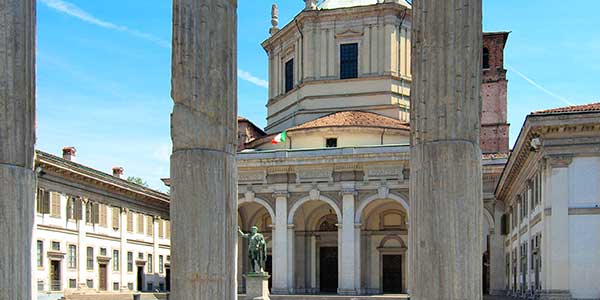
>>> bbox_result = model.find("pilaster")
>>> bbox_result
[120,208,128,290]
[544,155,572,295]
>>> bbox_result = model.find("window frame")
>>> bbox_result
[284,58,294,93]
[68,244,77,269]
[339,42,359,80]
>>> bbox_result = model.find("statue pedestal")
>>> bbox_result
[243,273,270,300]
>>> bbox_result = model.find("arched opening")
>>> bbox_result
[359,199,408,295]
[483,47,490,69]
[238,202,273,293]
[290,199,341,294]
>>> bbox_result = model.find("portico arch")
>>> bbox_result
[355,192,409,223]
[288,194,342,225]
[239,196,276,222]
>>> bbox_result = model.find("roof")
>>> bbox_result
[288,111,410,131]
[318,0,411,9]
[531,102,600,115]
[36,150,170,205]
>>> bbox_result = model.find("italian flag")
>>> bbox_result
[271,131,287,144]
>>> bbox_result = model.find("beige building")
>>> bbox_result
[496,103,600,300]
[33,147,171,298]
[233,0,510,296]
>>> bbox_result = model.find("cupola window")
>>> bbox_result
[326,138,338,148]
[285,59,294,93]
[340,43,358,79]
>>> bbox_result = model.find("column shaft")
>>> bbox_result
[410,0,483,299]
[339,192,357,295]
[272,195,289,294]
[170,0,238,299]
[78,201,87,288]
[0,1,36,299]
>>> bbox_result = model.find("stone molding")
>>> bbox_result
[546,155,573,168]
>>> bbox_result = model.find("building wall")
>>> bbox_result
[33,177,171,295]
[263,3,412,133]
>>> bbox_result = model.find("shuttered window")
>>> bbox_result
[99,204,108,227]
[147,216,153,237]
[158,220,164,239]
[127,212,133,232]
[137,213,144,234]
[165,221,171,239]
[50,192,61,218]
[87,202,100,224]
[112,207,120,230]
[340,43,358,79]
[67,197,83,220]
[37,189,50,214]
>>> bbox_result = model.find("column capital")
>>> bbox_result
[340,188,357,197]
[273,191,289,199]
[287,224,295,229]
[122,207,129,213]
[546,155,573,168]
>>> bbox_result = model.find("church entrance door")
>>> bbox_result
[382,255,402,293]
[319,247,338,294]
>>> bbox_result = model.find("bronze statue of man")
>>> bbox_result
[238,226,268,274]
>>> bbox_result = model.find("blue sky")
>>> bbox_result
[36,0,600,191]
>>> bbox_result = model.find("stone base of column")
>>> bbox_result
[489,289,507,296]
[337,288,358,295]
[0,165,35,300]
[538,290,572,300]
[243,273,270,300]
[270,288,288,295]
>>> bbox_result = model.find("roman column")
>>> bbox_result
[409,0,483,299]
[0,0,36,299]
[170,0,238,299]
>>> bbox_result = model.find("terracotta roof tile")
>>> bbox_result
[532,102,600,115]
[289,111,410,131]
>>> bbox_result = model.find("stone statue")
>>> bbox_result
[238,226,268,274]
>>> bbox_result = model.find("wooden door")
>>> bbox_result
[319,247,338,294]
[50,260,61,291]
[99,264,107,290]
[382,255,402,294]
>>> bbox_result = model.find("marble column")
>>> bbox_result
[339,190,357,295]
[409,0,483,299]
[170,0,238,299]
[272,192,289,294]
[0,1,36,299]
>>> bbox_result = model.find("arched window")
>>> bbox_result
[483,47,490,69]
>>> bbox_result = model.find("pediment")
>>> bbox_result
[335,29,364,39]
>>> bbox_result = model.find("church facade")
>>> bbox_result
[236,0,510,296]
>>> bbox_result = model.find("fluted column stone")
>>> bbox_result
[409,0,483,299]
[0,0,36,299]
[170,0,238,299]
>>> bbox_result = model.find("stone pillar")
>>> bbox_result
[120,208,128,290]
[354,224,362,293]
[539,156,572,300]
[170,0,238,299]
[287,224,296,293]
[409,0,483,299]
[272,192,289,294]
[338,190,357,295]
[0,1,36,299]
[153,216,159,278]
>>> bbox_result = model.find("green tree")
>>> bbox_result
[127,176,149,187]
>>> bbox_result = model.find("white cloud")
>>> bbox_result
[238,69,269,88]
[39,0,170,48]
[507,64,574,106]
